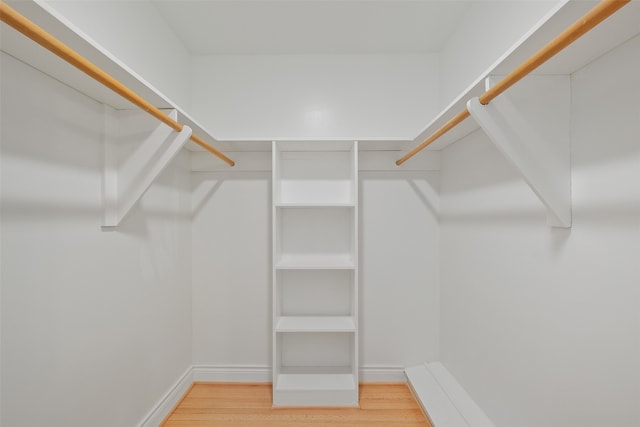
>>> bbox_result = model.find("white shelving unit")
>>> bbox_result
[272,141,359,407]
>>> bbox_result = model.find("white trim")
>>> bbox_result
[360,365,407,383]
[191,150,441,173]
[193,365,272,382]
[137,367,193,427]
[192,364,407,384]
[405,362,496,427]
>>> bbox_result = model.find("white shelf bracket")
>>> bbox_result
[467,75,572,228]
[102,107,192,228]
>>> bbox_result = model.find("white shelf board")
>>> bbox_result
[275,373,356,392]
[276,316,356,333]
[405,0,640,153]
[405,364,469,427]
[0,0,223,153]
[406,362,497,427]
[275,254,355,270]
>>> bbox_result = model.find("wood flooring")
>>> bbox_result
[161,382,433,426]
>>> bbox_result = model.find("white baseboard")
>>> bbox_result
[360,365,407,382]
[137,367,193,427]
[405,362,495,427]
[193,365,272,382]
[191,364,407,383]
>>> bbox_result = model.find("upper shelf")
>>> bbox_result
[2,1,639,154]
[407,0,640,152]
[0,0,216,153]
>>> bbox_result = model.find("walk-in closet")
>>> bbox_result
[1,1,638,426]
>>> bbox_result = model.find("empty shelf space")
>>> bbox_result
[278,269,353,317]
[275,254,355,270]
[274,146,356,205]
[276,192,354,206]
[276,316,356,333]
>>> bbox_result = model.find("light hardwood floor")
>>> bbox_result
[161,382,433,427]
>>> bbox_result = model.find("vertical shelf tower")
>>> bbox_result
[272,141,359,407]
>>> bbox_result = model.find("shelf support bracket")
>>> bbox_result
[467,75,571,228]
[102,107,192,228]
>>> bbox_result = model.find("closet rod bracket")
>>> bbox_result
[102,108,192,229]
[467,75,572,228]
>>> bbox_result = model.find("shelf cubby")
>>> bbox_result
[277,269,354,317]
[273,332,358,406]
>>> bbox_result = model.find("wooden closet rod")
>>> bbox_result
[0,1,235,167]
[396,0,630,166]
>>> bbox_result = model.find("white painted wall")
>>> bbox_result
[360,171,440,368]
[190,54,439,140]
[191,171,272,368]
[191,167,440,373]
[439,35,640,427]
[44,0,192,108]
[0,53,193,427]
[439,1,559,107]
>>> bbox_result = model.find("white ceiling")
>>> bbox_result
[152,0,472,55]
